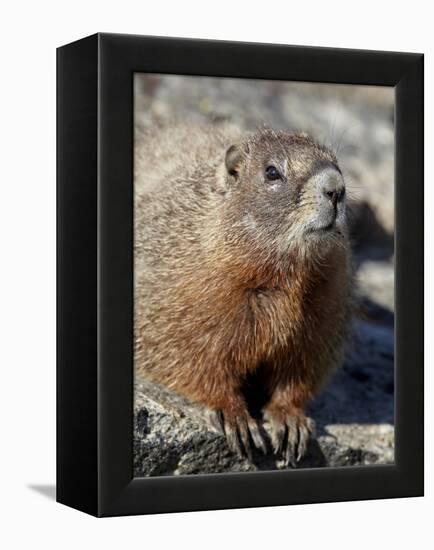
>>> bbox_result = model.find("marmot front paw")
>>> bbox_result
[207,407,267,459]
[263,409,315,467]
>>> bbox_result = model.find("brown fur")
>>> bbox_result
[134,124,352,463]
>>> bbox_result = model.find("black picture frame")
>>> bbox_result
[57,33,424,517]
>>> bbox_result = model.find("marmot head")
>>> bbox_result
[223,129,347,258]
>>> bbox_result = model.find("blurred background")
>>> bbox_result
[134,74,395,473]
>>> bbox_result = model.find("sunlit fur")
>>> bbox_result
[134,124,352,449]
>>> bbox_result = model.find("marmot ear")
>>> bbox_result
[225,144,246,178]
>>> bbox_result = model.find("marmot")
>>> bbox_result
[134,124,352,466]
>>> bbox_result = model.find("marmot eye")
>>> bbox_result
[265,165,281,181]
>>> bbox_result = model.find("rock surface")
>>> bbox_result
[133,76,395,476]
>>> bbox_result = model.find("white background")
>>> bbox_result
[0,1,432,548]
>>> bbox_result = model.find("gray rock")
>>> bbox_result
[133,319,394,477]
[355,259,394,312]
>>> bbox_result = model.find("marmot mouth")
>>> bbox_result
[318,219,336,231]
[309,213,337,233]
[304,224,336,238]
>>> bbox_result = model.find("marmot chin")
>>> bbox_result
[134,124,352,466]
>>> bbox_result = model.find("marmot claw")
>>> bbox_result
[263,411,315,467]
[207,408,268,459]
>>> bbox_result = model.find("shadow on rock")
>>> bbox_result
[348,201,394,263]
[309,318,394,429]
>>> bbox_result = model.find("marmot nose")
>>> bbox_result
[319,169,345,208]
